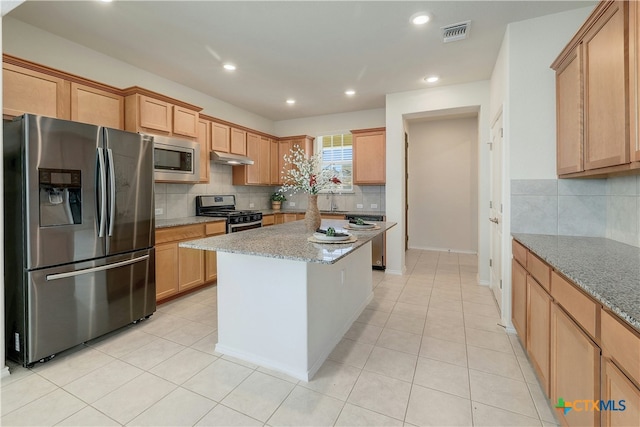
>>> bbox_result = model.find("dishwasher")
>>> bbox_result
[345,214,385,270]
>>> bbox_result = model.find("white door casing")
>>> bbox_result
[489,113,503,313]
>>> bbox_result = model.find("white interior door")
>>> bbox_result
[489,114,503,312]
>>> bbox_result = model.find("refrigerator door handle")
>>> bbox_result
[45,255,150,281]
[97,148,107,237]
[107,148,116,237]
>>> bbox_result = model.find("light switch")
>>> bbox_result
[356,204,363,209]
[370,204,378,209]
[289,202,296,207]
[249,203,255,208]
[155,208,163,215]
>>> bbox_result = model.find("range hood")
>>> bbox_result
[211,151,254,166]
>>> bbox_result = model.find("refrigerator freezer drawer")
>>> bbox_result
[8,249,155,366]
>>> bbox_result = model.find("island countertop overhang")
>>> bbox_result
[179,219,396,265]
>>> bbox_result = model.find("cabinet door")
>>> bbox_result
[155,242,179,301]
[630,0,640,163]
[245,132,261,184]
[230,128,247,155]
[551,304,601,427]
[139,95,172,133]
[602,358,640,427]
[527,276,551,396]
[3,62,69,119]
[353,130,385,185]
[212,122,231,153]
[71,83,124,129]
[583,1,628,170]
[511,259,527,342]
[556,46,584,175]
[270,138,280,185]
[283,213,298,223]
[178,247,205,291]
[260,136,271,184]
[197,119,211,183]
[279,140,293,185]
[205,251,217,283]
[173,105,198,138]
[274,213,284,224]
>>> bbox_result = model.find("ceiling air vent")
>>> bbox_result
[441,20,471,43]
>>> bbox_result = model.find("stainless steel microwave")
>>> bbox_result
[151,134,200,183]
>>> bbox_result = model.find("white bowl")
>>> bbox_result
[313,232,351,241]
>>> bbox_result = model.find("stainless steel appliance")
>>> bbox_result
[196,195,262,233]
[4,114,156,367]
[152,134,200,183]
[345,213,385,270]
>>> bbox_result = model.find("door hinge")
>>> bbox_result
[500,279,503,289]
[489,201,493,209]
[489,259,493,267]
[500,204,503,213]
[500,127,504,137]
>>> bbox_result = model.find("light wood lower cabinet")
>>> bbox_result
[263,214,275,226]
[155,221,224,302]
[511,258,527,344]
[602,358,640,427]
[527,275,551,395]
[550,304,601,427]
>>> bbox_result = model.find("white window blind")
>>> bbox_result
[316,133,353,192]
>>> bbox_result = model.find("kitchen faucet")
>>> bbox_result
[327,191,339,211]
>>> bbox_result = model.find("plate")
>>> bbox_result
[347,223,375,229]
[313,232,351,241]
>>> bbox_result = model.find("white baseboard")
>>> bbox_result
[1,365,10,378]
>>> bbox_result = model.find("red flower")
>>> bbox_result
[309,174,317,187]
[330,177,342,184]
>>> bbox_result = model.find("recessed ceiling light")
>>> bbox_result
[345,90,356,96]
[425,76,439,83]
[286,99,296,105]
[411,14,430,25]
[223,64,236,71]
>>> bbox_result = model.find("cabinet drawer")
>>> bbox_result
[601,309,640,386]
[551,271,598,339]
[527,252,550,291]
[512,240,527,266]
[205,221,226,235]
[156,224,205,244]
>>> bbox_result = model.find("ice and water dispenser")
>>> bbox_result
[38,168,82,226]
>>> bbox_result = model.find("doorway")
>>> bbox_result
[489,112,503,311]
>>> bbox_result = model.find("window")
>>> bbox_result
[316,133,353,192]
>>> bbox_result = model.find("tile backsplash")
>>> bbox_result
[154,161,385,219]
[511,176,640,247]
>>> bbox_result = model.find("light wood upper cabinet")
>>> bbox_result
[137,94,172,133]
[352,128,385,185]
[124,89,200,138]
[173,105,199,138]
[270,138,280,185]
[230,128,247,155]
[260,136,271,184]
[555,46,584,175]
[212,122,231,153]
[630,0,640,162]
[197,119,211,183]
[279,139,294,185]
[3,61,69,120]
[71,83,124,129]
[583,1,628,170]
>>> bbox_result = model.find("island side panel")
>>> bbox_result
[306,241,374,377]
[215,252,310,379]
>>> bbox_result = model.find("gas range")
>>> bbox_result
[195,195,263,233]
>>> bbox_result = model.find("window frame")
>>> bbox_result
[314,132,354,193]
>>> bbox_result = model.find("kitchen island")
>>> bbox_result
[180,219,395,381]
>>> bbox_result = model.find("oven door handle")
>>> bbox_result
[228,219,263,232]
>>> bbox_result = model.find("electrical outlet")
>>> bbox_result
[370,204,378,209]
[155,208,163,215]
[249,203,255,208]
[356,204,363,209]
[289,202,296,207]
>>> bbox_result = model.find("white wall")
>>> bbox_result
[274,108,385,136]
[3,17,276,135]
[386,81,491,279]
[407,116,478,253]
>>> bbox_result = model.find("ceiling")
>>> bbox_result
[7,1,595,122]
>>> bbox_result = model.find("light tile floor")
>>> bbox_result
[1,249,559,426]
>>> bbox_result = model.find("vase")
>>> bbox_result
[305,194,321,232]
[271,201,281,211]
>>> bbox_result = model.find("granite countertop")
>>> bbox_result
[263,209,385,217]
[513,233,640,333]
[180,219,396,265]
[155,216,226,229]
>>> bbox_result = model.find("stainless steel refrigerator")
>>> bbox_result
[4,114,156,367]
